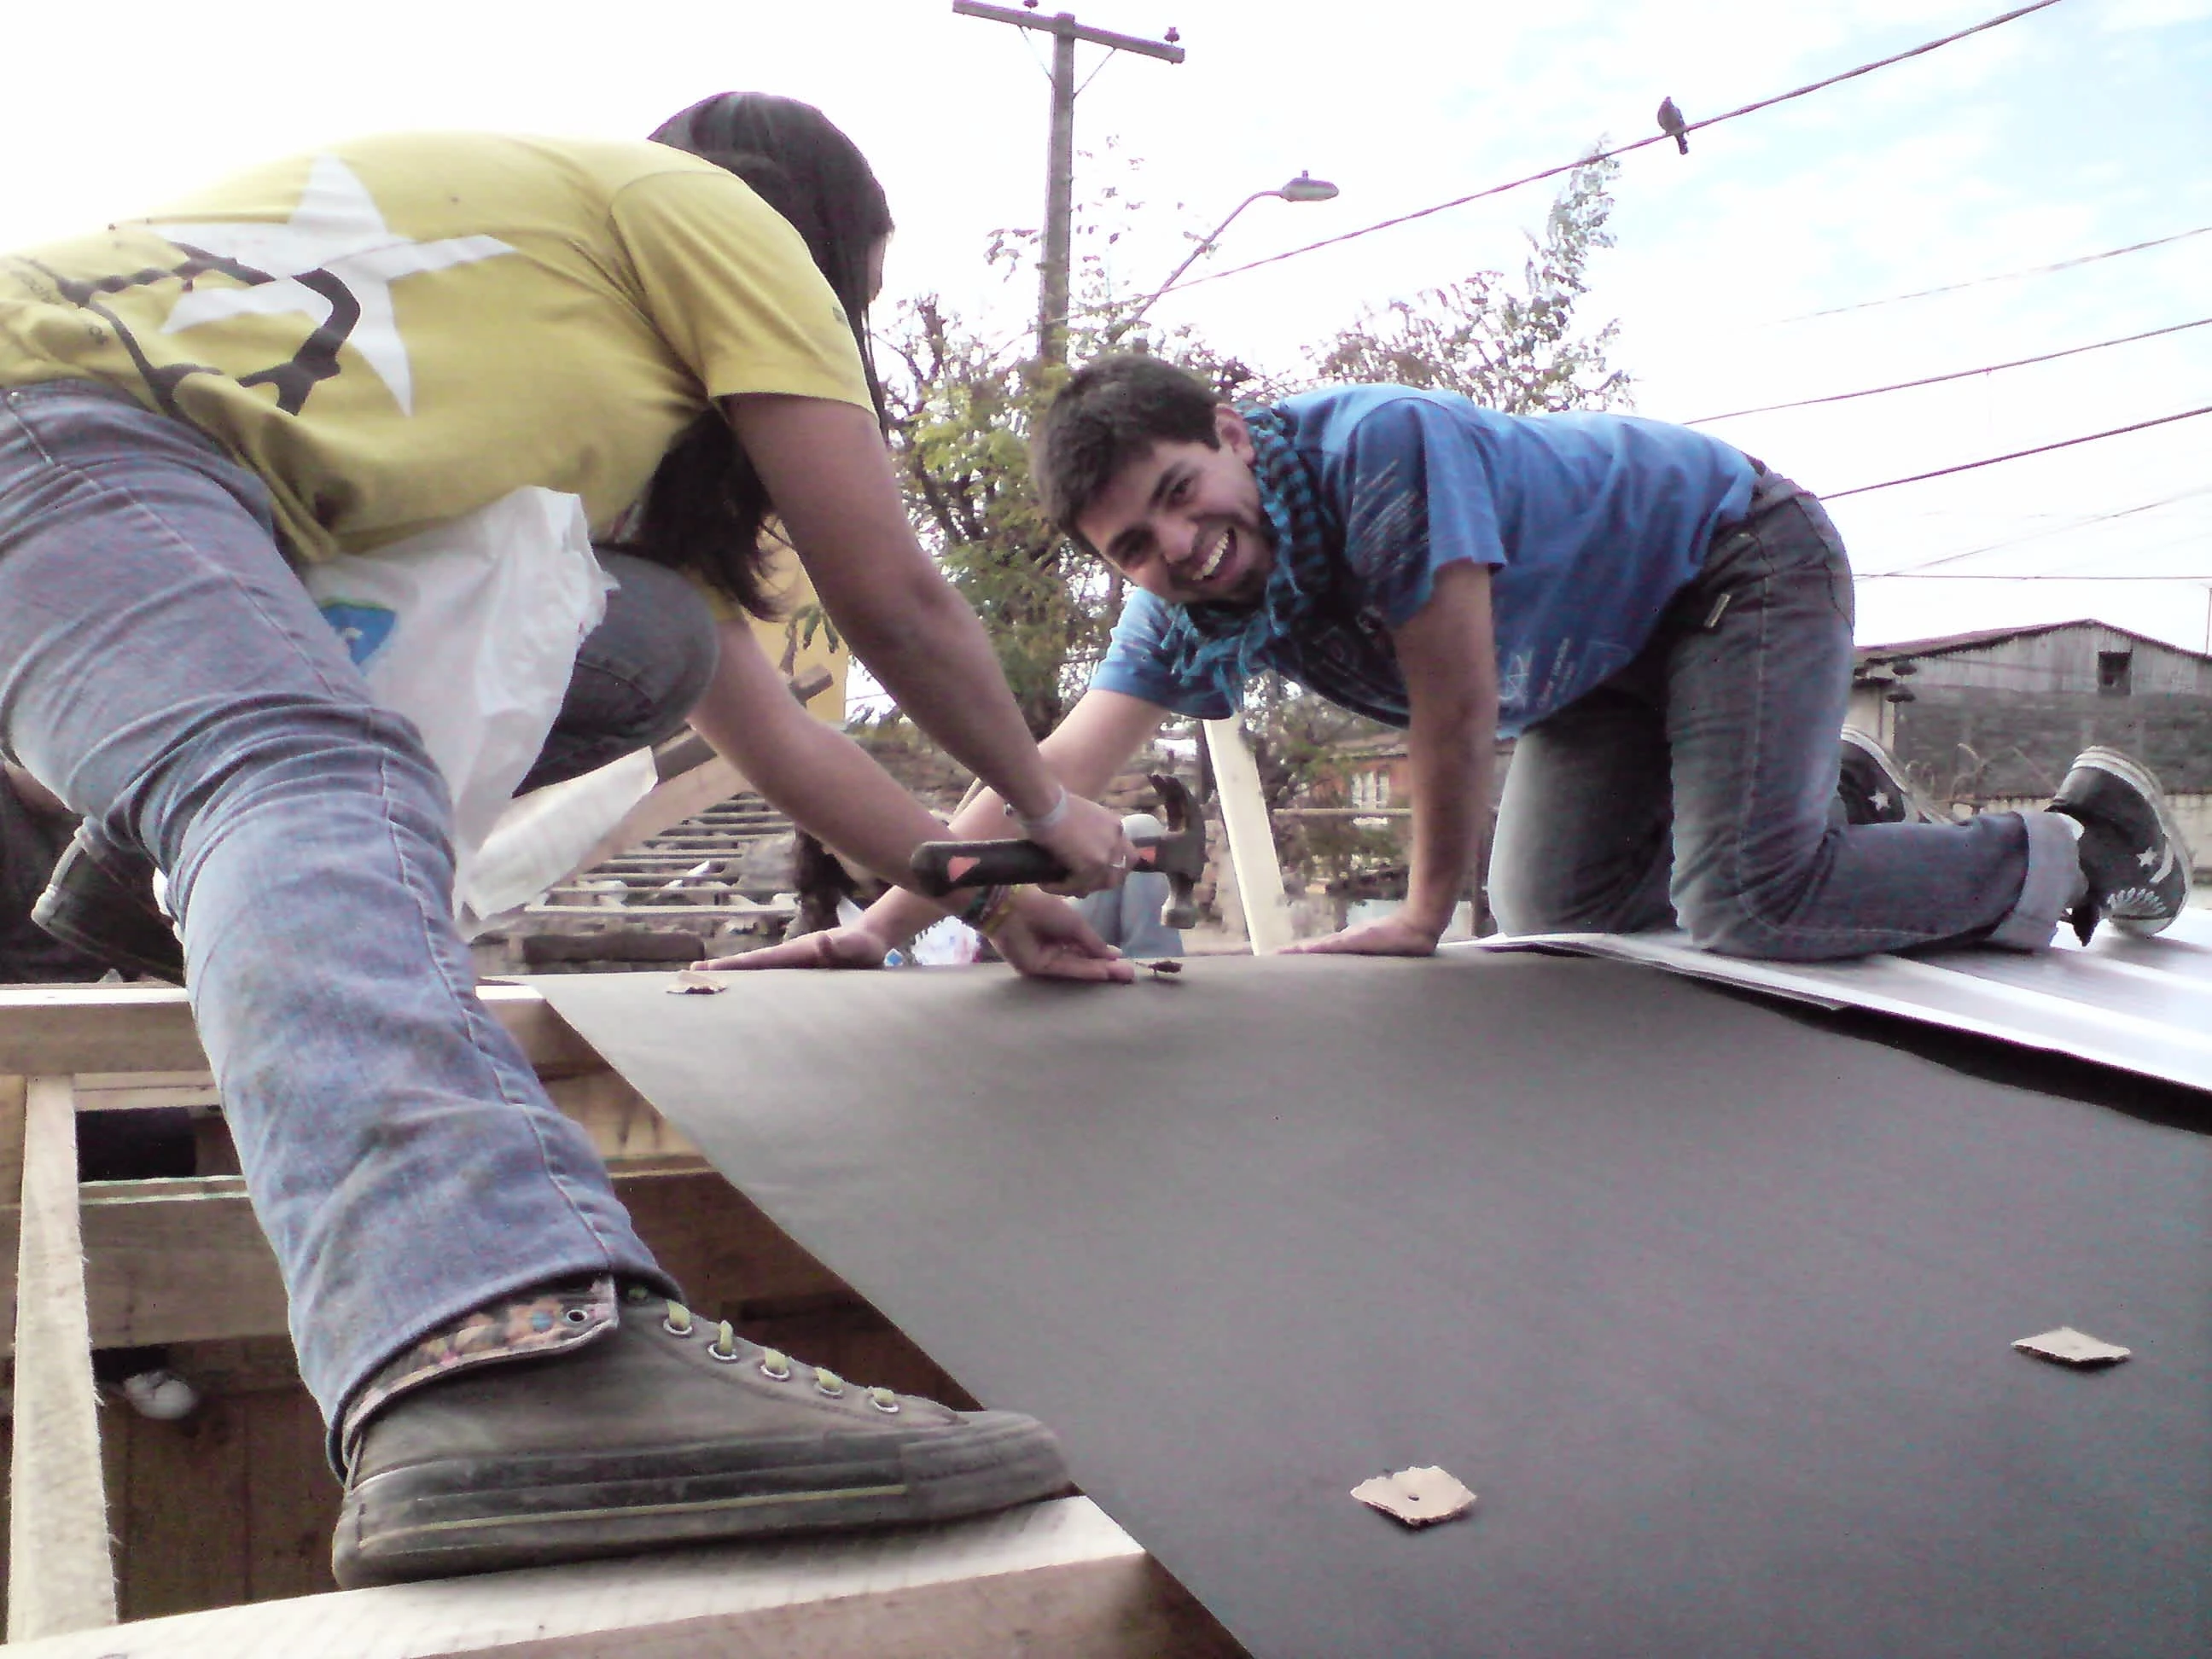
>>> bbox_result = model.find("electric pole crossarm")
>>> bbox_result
[952,1,1186,61]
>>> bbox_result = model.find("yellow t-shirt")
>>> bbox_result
[0,134,872,562]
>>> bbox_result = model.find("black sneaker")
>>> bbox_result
[332,1278,1070,1587]
[30,827,184,984]
[2049,747,2194,944]
[1837,726,1942,826]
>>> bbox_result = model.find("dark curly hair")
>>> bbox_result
[1033,353,1220,551]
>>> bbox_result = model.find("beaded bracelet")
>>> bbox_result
[975,886,1023,936]
[956,883,1022,938]
[953,882,1009,930]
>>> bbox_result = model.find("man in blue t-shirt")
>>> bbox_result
[759,354,2189,969]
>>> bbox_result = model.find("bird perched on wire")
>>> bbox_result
[1656,96,1689,154]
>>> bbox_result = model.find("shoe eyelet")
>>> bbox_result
[708,1342,741,1363]
[869,1388,900,1414]
[816,1379,845,1399]
[759,1357,792,1381]
[562,1308,591,1326]
[661,1316,692,1338]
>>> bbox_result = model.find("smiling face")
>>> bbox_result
[1074,405,1276,608]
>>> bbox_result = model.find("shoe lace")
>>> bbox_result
[651,1295,900,1412]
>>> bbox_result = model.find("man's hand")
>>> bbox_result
[700,926,892,972]
[1282,911,1444,958]
[990,892,1137,983]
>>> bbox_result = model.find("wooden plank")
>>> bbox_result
[0,1167,841,1356]
[57,1066,696,1167]
[7,1076,118,1641]
[0,1498,1242,1658]
[0,984,602,1080]
[71,1077,224,1112]
[1202,718,1293,953]
[0,987,202,1076]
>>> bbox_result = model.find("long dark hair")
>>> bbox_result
[627,94,894,620]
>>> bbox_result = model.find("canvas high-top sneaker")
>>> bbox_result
[2048,747,2193,945]
[1836,727,1943,827]
[32,826,183,983]
[332,1278,1069,1587]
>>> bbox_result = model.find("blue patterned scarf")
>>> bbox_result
[1158,405,1346,708]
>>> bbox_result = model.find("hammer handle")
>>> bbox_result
[909,837,1069,897]
[910,836,1167,898]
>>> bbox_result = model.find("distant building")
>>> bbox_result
[1853,620,2212,881]
[1851,620,2212,800]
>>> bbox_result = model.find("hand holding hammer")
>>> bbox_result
[910,774,1206,929]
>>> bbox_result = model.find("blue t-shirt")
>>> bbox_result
[1090,387,1757,736]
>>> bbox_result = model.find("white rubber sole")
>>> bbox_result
[2065,747,2195,935]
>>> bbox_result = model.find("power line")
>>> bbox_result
[1140,0,2067,306]
[1681,317,2211,426]
[1860,534,2212,579]
[1859,486,2212,575]
[1825,405,2212,500]
[1782,224,2212,322]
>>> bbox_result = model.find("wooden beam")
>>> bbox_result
[62,1065,693,1164]
[0,1165,843,1357]
[1202,718,1294,953]
[68,1072,222,1112]
[8,1076,119,1642]
[0,1498,1237,1658]
[0,983,602,1080]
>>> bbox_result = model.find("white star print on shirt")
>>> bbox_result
[148,154,514,416]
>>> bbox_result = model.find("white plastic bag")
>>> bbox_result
[301,488,611,917]
[464,746,657,928]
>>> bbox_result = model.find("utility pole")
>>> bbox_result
[952,2,1184,364]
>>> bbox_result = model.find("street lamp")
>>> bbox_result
[1106,172,1339,342]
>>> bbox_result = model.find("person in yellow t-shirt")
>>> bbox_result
[0,91,1135,1588]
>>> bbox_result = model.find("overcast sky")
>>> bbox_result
[3,0,2206,651]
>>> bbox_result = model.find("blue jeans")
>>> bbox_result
[1488,474,2081,958]
[0,381,683,1440]
[523,550,717,794]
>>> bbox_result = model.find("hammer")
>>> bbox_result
[910,772,1205,929]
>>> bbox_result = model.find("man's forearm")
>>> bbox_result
[1388,562,1500,940]
[1402,702,1495,934]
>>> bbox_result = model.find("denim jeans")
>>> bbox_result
[524,550,717,794]
[0,381,684,1444]
[1489,474,2081,958]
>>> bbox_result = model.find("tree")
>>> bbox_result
[1307,155,1631,414]
[879,294,1083,737]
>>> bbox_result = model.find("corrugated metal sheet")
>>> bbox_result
[1468,909,2212,1091]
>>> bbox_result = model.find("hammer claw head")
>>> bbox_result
[1144,773,1208,932]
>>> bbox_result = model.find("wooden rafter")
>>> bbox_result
[8,1074,119,1641]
